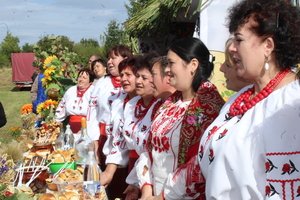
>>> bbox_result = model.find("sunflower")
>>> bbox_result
[43,55,58,69]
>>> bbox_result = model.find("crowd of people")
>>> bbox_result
[50,0,300,199]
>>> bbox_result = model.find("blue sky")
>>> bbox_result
[0,0,129,46]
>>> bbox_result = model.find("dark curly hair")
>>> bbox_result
[168,37,214,92]
[118,56,138,75]
[227,0,300,69]
[77,68,95,83]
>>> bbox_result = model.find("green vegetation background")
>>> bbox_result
[0,68,31,138]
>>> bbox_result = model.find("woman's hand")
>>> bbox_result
[144,193,163,200]
[100,164,117,187]
[140,184,153,200]
[124,184,140,200]
[100,170,113,187]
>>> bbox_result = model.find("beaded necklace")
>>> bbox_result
[228,69,290,117]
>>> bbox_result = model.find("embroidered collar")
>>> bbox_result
[111,76,121,88]
[77,84,91,97]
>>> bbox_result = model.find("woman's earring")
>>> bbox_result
[264,56,269,71]
[191,71,194,76]
[264,62,269,71]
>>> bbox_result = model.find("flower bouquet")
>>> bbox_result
[41,54,77,101]
[20,104,36,138]
[36,99,58,122]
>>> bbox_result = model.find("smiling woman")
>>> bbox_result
[134,38,224,200]
[55,68,95,134]
[198,0,300,199]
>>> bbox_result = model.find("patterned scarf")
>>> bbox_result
[111,76,121,88]
[147,81,224,167]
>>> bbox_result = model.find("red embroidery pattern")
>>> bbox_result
[266,183,279,197]
[267,151,300,156]
[265,159,278,173]
[266,151,300,199]
[281,160,299,175]
[208,149,214,164]
[77,84,91,97]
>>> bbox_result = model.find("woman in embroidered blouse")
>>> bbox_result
[137,38,224,200]
[122,54,157,174]
[91,58,107,85]
[55,68,94,134]
[86,44,132,199]
[198,0,300,199]
[100,56,138,199]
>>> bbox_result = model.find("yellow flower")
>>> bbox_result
[43,55,58,69]
[36,102,44,114]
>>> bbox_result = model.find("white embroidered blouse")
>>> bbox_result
[199,81,300,199]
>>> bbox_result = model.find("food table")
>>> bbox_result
[0,120,108,200]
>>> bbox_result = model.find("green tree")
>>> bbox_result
[36,35,75,54]
[0,32,21,67]
[100,20,139,55]
[79,38,99,47]
[100,20,126,55]
[22,43,34,52]
[73,39,103,65]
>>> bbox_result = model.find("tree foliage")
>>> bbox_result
[36,35,75,54]
[79,38,99,47]
[22,43,34,52]
[73,39,103,65]
[100,20,126,55]
[0,32,21,67]
[100,20,139,55]
[124,0,202,37]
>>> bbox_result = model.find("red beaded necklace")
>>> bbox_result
[228,69,290,117]
[134,97,156,120]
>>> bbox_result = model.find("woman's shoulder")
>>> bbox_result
[127,95,141,105]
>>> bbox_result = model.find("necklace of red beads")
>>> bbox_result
[228,69,290,117]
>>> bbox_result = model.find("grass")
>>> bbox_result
[0,67,31,134]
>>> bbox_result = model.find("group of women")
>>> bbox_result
[54,0,300,199]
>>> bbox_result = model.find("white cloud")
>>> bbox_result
[0,0,129,46]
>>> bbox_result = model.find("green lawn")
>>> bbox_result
[0,67,31,133]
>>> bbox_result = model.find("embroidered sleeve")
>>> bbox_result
[135,152,153,188]
[86,90,101,141]
[55,95,67,122]
[105,118,129,166]
[163,156,205,200]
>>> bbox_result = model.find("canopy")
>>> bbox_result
[11,52,35,83]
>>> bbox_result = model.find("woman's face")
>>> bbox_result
[135,68,154,98]
[220,60,249,92]
[77,71,90,89]
[120,67,136,94]
[107,52,124,77]
[167,50,194,91]
[93,62,106,79]
[229,20,266,81]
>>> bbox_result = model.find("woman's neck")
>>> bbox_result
[253,66,295,94]
[78,84,90,91]
[127,91,137,100]
[142,95,154,106]
[181,88,195,101]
